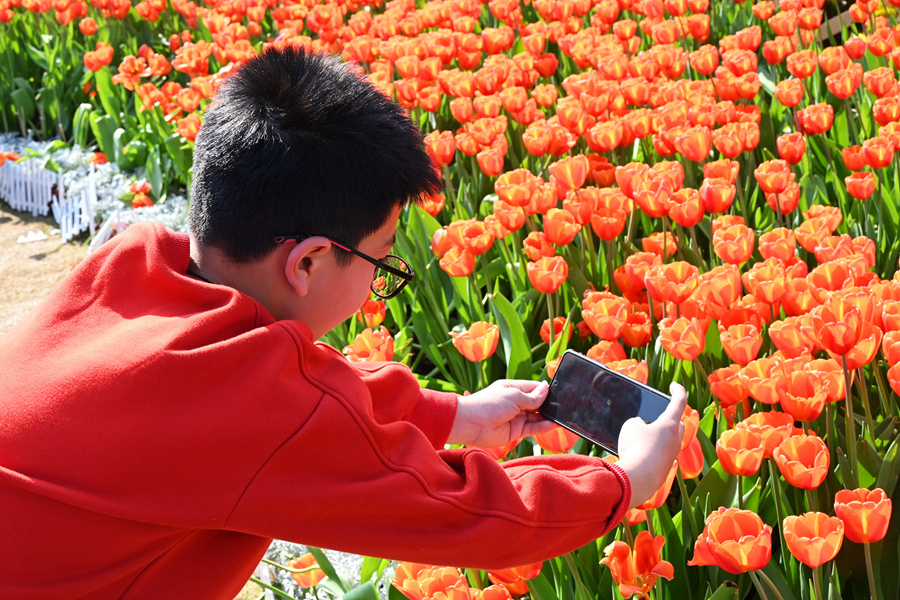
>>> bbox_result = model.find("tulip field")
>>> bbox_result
[9,0,900,596]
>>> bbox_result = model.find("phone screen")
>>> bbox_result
[539,351,671,455]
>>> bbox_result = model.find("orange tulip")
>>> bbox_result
[643,232,678,259]
[343,327,394,362]
[807,358,846,402]
[522,232,555,262]
[735,411,797,459]
[487,563,542,598]
[713,224,755,265]
[542,208,581,246]
[621,312,652,347]
[440,246,476,277]
[754,159,793,194]
[769,317,817,354]
[548,154,589,190]
[716,428,764,477]
[289,553,326,588]
[393,565,469,600]
[699,177,736,214]
[356,299,386,328]
[527,256,568,294]
[678,436,705,479]
[601,531,674,599]
[719,324,762,365]
[495,169,536,207]
[540,317,572,345]
[740,355,785,405]
[451,322,500,362]
[645,261,699,305]
[658,317,705,361]
[783,512,844,568]
[582,292,629,340]
[834,488,893,544]
[533,425,579,453]
[774,433,829,490]
[778,371,827,422]
[586,340,628,364]
[810,298,863,356]
[834,320,882,370]
[708,364,748,407]
[688,507,772,574]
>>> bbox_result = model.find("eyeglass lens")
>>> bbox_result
[372,256,411,297]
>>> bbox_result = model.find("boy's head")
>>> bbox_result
[188,46,442,266]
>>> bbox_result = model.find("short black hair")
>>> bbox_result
[188,46,442,264]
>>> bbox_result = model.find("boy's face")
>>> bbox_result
[302,206,402,339]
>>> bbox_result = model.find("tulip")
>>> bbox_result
[522,232,555,262]
[678,436,705,479]
[527,256,568,294]
[798,103,834,135]
[487,563,543,598]
[621,312,652,348]
[586,340,628,364]
[495,169,536,207]
[834,488,892,544]
[774,434,829,490]
[643,232,678,259]
[658,317,705,361]
[542,208,581,246]
[606,359,649,384]
[699,178,736,214]
[740,355,785,405]
[713,224,755,265]
[451,322,500,362]
[778,371,827,422]
[601,531,674,598]
[356,299,386,328]
[708,364,749,407]
[719,324,762,365]
[810,298,863,356]
[343,327,394,362]
[783,512,844,568]
[540,317,571,345]
[533,424,580,453]
[288,554,327,588]
[769,317,817,354]
[735,411,797,459]
[716,428,764,477]
[439,246,476,277]
[548,154,589,190]
[688,507,772,574]
[645,261,699,305]
[582,292,629,340]
[846,172,876,200]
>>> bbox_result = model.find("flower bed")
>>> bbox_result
[5,0,900,598]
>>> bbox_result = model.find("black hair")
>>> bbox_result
[188,46,442,264]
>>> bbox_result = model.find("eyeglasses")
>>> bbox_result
[273,233,414,299]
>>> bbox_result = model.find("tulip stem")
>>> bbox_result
[805,488,816,513]
[813,565,825,600]
[864,542,879,600]
[547,293,555,347]
[606,239,617,294]
[843,98,861,147]
[768,460,791,575]
[855,372,877,447]
[737,475,743,509]
[872,359,895,418]
[676,468,699,540]
[841,355,860,488]
[748,570,770,600]
[646,510,657,538]
[757,570,786,600]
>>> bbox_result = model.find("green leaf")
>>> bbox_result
[307,547,351,593]
[343,583,380,600]
[10,88,35,122]
[490,291,533,380]
[93,67,122,127]
[876,434,900,496]
[706,581,738,600]
[90,113,117,156]
[145,146,164,200]
[118,140,148,172]
[691,459,737,511]
[164,134,192,181]
[527,572,560,600]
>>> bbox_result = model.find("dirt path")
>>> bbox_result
[0,201,89,336]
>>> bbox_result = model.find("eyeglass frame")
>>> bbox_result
[273,233,415,299]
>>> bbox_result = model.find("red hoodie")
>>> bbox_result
[0,222,630,599]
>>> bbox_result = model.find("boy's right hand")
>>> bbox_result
[615,382,687,510]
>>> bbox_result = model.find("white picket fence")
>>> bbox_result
[0,158,97,243]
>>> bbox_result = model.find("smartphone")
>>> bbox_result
[539,350,671,456]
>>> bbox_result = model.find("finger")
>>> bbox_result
[498,379,546,393]
[522,419,556,437]
[658,382,687,423]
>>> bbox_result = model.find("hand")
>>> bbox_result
[616,382,687,510]
[446,380,556,448]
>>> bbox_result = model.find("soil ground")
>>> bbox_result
[0,201,89,336]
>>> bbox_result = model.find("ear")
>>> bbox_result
[283,237,333,297]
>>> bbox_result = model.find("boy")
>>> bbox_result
[0,47,684,599]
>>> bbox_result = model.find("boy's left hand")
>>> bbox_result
[446,380,556,448]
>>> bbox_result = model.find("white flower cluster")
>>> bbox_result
[0,133,189,234]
